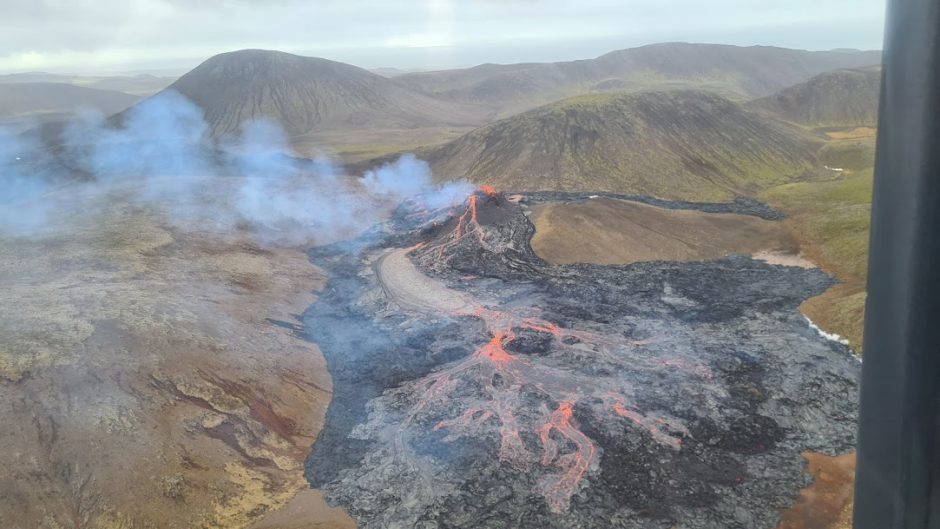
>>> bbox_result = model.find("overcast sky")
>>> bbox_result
[0,0,886,75]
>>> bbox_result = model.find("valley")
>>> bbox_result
[0,40,881,529]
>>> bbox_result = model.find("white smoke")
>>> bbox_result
[0,90,473,244]
[0,127,55,233]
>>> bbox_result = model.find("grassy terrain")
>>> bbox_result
[424,90,819,201]
[748,67,880,128]
[293,125,475,163]
[817,139,877,171]
[760,138,875,350]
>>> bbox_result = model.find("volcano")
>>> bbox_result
[303,189,859,529]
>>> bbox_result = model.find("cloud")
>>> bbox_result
[0,0,885,73]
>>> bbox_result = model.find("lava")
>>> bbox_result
[424,188,490,259]
[480,332,518,365]
[611,399,688,450]
[306,188,863,529]
[538,401,596,513]
[391,190,702,513]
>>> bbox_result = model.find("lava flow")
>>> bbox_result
[390,187,699,513]
[423,187,490,259]
[305,185,863,529]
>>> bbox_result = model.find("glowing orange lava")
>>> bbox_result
[424,191,487,259]
[396,191,704,513]
[538,401,597,512]
[480,333,517,365]
[611,399,688,451]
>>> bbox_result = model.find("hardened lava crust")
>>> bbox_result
[303,189,859,529]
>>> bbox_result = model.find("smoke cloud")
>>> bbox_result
[0,90,473,244]
[0,128,55,233]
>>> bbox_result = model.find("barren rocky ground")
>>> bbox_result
[528,196,798,265]
[0,182,354,529]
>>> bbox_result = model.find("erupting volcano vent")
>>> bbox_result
[304,189,860,529]
[421,187,491,260]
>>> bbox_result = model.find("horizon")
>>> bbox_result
[0,0,885,76]
[0,41,885,78]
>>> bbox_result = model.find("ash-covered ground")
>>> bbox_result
[303,189,859,529]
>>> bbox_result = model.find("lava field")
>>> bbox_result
[303,189,860,529]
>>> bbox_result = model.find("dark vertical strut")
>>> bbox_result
[854,1,940,528]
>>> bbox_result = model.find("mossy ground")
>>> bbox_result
[760,137,875,351]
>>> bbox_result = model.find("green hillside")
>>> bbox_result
[760,140,875,350]
[749,67,881,127]
[423,90,820,201]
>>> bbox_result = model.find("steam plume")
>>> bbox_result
[0,90,472,244]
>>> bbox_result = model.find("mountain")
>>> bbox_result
[420,90,820,201]
[748,67,881,127]
[397,43,881,117]
[0,72,73,84]
[159,49,485,139]
[0,82,140,121]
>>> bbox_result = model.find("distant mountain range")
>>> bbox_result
[0,72,171,133]
[129,44,879,147]
[748,66,881,127]
[419,90,819,201]
[396,43,881,117]
[0,82,140,122]
[0,72,174,96]
[18,43,881,198]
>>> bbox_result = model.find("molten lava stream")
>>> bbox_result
[393,187,699,513]
[478,184,498,196]
[611,400,687,450]
[397,297,694,512]
[538,401,596,512]
[422,190,488,259]
[398,306,600,513]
